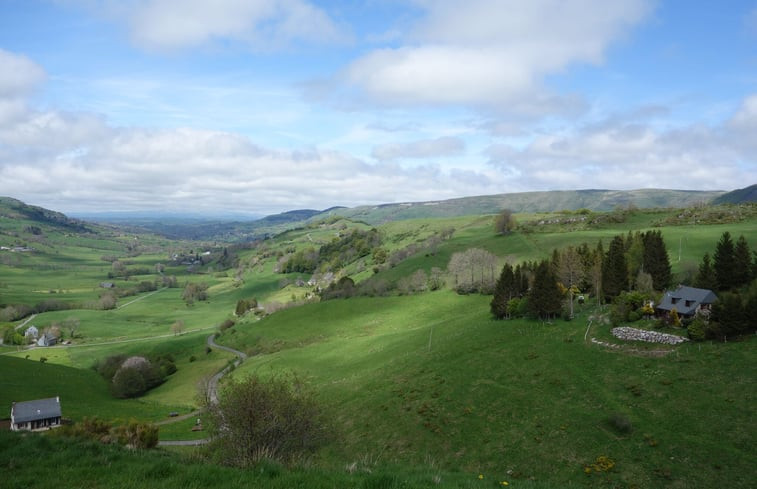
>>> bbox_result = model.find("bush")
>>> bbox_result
[202,372,330,466]
[608,413,633,434]
[56,416,158,448]
[687,317,707,341]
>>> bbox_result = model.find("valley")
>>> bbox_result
[1,192,755,488]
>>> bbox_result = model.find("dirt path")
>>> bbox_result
[117,287,166,309]
[156,334,247,447]
[14,314,37,331]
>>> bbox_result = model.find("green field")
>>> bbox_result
[216,293,754,487]
[1,200,756,488]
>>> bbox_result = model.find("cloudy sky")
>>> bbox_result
[1,0,755,216]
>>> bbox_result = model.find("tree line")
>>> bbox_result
[489,230,672,320]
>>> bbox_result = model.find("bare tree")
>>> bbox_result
[448,248,498,293]
[61,317,80,339]
[170,320,184,336]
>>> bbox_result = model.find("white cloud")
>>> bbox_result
[486,99,757,191]
[0,49,46,98]
[372,136,465,161]
[119,0,347,50]
[339,0,652,111]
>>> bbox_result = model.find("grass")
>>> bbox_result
[216,292,756,488]
[2,203,756,487]
[0,429,572,489]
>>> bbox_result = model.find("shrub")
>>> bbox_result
[202,372,330,466]
[608,413,633,434]
[687,317,707,341]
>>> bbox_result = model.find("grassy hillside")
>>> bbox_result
[216,293,755,488]
[712,184,757,204]
[1,198,756,488]
[324,189,725,225]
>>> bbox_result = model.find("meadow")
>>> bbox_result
[1,202,756,487]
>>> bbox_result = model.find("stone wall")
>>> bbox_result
[611,326,688,345]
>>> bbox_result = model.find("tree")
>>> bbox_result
[201,373,329,466]
[448,248,498,294]
[528,260,562,320]
[634,270,654,296]
[557,247,583,318]
[733,235,752,288]
[61,317,80,339]
[182,282,209,305]
[713,231,736,291]
[589,241,604,305]
[491,263,515,319]
[603,235,628,300]
[170,320,184,336]
[694,253,716,290]
[494,209,516,235]
[711,292,747,339]
[641,230,671,291]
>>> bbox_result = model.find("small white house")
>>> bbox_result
[24,325,39,340]
[11,397,62,431]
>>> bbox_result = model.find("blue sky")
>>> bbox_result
[0,0,755,215]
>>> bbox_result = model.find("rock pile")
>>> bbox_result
[611,327,688,345]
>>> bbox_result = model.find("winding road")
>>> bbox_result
[156,334,247,447]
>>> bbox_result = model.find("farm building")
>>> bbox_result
[656,285,717,319]
[10,397,62,431]
[24,325,39,340]
[37,333,58,347]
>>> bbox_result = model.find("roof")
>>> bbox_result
[657,285,717,316]
[11,397,62,423]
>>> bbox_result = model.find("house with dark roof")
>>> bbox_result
[10,397,62,431]
[37,333,57,347]
[656,285,717,318]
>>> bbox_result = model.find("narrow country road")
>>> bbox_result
[14,314,37,331]
[156,333,247,447]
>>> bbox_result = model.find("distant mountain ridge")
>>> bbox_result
[323,188,728,224]
[712,184,757,205]
[0,196,92,233]
[4,187,754,241]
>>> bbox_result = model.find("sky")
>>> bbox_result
[0,0,755,216]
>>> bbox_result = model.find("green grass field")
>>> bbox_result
[217,292,755,488]
[2,203,756,488]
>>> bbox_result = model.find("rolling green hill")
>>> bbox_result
[712,184,757,204]
[1,197,755,488]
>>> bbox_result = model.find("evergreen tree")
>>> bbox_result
[641,230,672,291]
[733,235,752,288]
[528,260,562,320]
[490,263,515,319]
[625,232,644,288]
[711,292,747,338]
[694,253,716,290]
[713,231,736,291]
[513,264,528,297]
[603,235,628,300]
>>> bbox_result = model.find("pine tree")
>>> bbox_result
[694,253,716,290]
[491,263,515,319]
[713,231,736,291]
[641,230,672,291]
[733,235,752,288]
[603,235,628,300]
[528,260,562,320]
